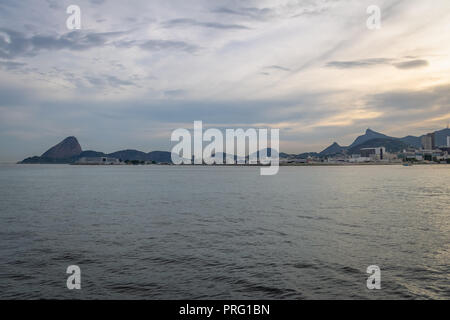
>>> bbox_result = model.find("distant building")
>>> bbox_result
[360,147,386,160]
[76,157,120,165]
[421,133,435,150]
[447,136,450,147]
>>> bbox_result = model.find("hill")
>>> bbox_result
[319,142,347,156]
[19,137,172,164]
[347,138,411,154]
[349,129,393,148]
[41,136,82,159]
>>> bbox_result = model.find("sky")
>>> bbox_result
[0,0,450,161]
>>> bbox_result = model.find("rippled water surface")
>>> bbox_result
[0,164,449,299]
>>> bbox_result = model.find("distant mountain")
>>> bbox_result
[19,156,75,164]
[19,137,172,164]
[279,152,319,159]
[399,128,450,149]
[319,142,347,156]
[78,150,107,158]
[250,148,278,159]
[433,128,450,147]
[18,127,450,164]
[41,136,82,159]
[294,152,320,159]
[147,151,172,163]
[108,149,148,161]
[347,138,411,154]
[349,129,392,148]
[399,135,421,149]
[20,136,83,163]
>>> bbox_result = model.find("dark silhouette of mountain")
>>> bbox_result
[108,149,148,161]
[319,142,347,156]
[279,152,319,159]
[295,152,319,159]
[398,128,450,149]
[19,137,172,164]
[18,127,450,164]
[349,129,392,148]
[250,148,279,159]
[78,150,107,158]
[19,156,75,164]
[319,128,426,157]
[399,135,421,149]
[433,128,450,146]
[20,136,83,163]
[347,138,411,154]
[41,136,82,159]
[146,151,172,163]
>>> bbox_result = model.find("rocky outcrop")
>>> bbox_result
[41,136,82,159]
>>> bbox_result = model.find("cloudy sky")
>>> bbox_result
[1,0,450,161]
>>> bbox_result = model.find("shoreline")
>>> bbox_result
[9,162,450,167]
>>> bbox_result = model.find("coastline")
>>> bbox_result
[10,162,450,167]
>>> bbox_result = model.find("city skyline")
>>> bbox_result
[1,0,450,161]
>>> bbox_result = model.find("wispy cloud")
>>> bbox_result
[326,58,430,70]
[368,84,450,112]
[0,60,26,70]
[212,6,275,20]
[325,58,393,69]
[162,18,250,30]
[393,59,429,69]
[139,39,199,53]
[264,65,291,72]
[0,28,126,59]
[86,75,135,88]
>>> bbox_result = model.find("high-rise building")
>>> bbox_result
[360,147,386,160]
[447,136,450,147]
[421,133,435,150]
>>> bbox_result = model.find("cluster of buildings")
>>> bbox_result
[324,146,398,164]
[403,133,450,162]
[75,134,450,166]
[282,134,450,165]
[75,157,122,165]
[73,157,165,165]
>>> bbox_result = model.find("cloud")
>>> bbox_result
[45,0,61,10]
[164,89,185,98]
[0,28,126,59]
[264,65,291,72]
[90,0,106,5]
[326,58,430,70]
[162,18,250,30]
[212,7,274,20]
[139,39,199,53]
[0,60,26,70]
[0,0,449,160]
[367,84,450,112]
[0,27,199,58]
[86,75,134,88]
[325,58,393,69]
[393,59,429,69]
[212,1,333,21]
